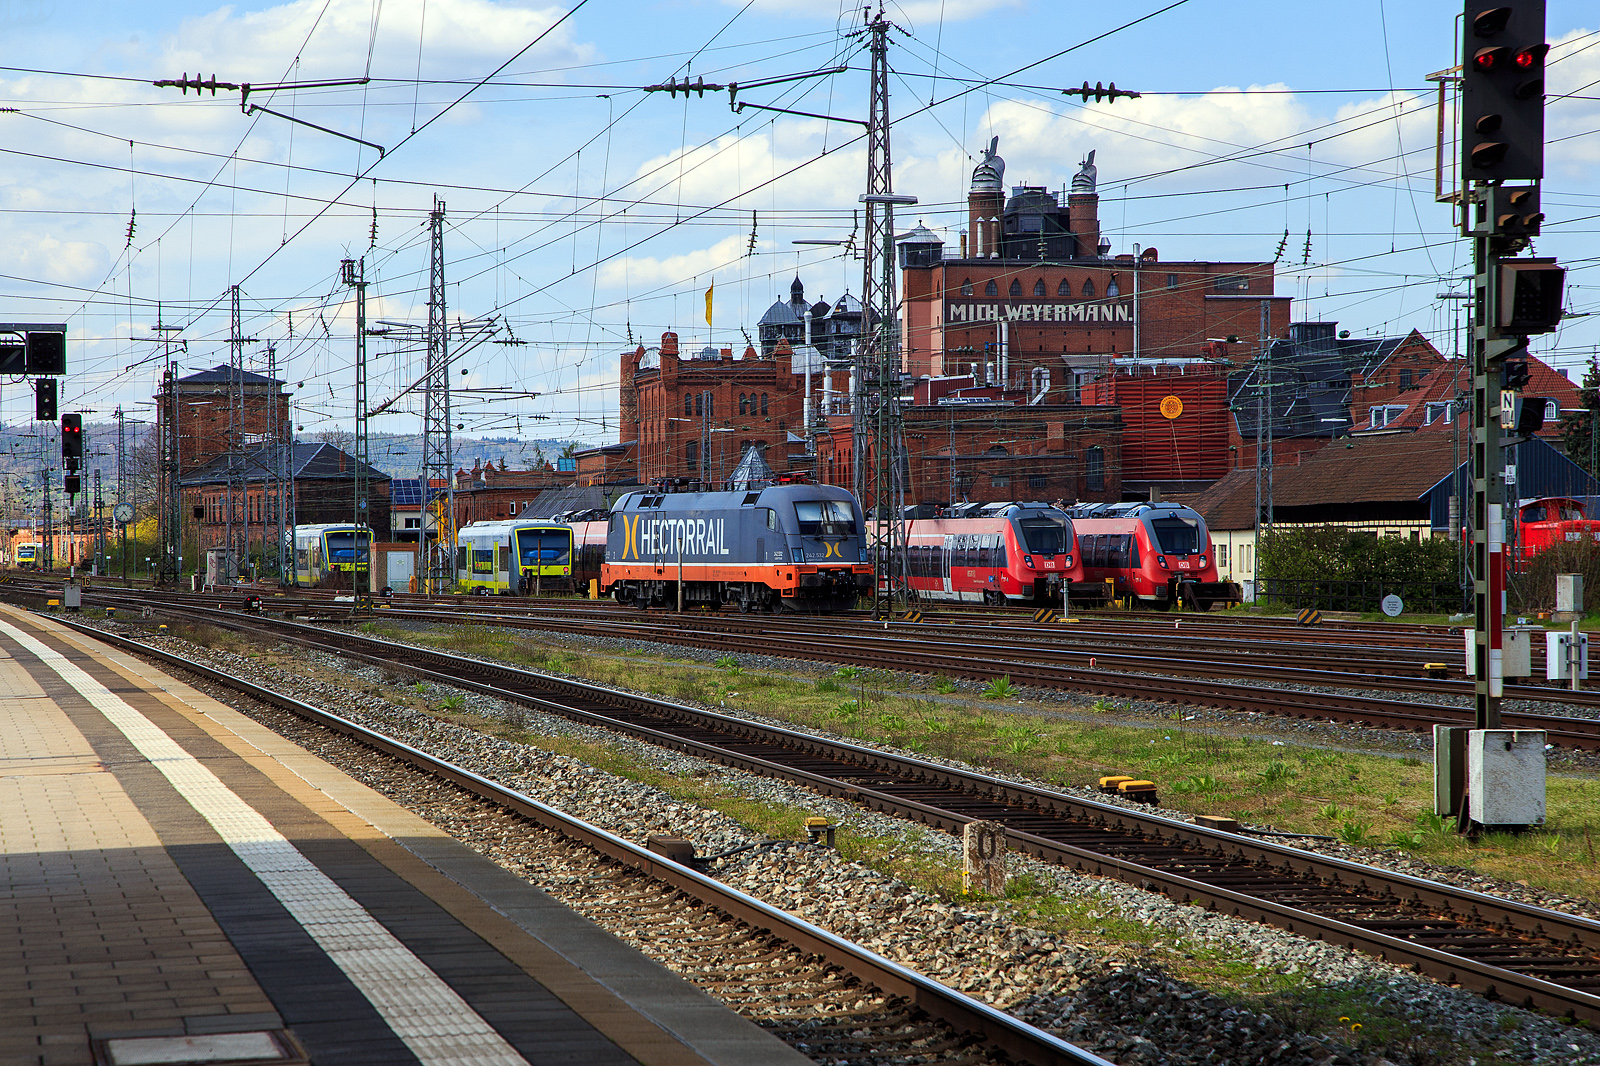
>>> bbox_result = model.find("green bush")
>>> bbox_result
[1259,526,1458,584]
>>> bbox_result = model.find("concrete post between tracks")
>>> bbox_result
[963,820,1006,896]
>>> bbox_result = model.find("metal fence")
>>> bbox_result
[1262,577,1466,615]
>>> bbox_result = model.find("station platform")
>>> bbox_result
[0,605,811,1066]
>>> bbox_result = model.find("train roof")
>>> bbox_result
[292,523,373,534]
[612,482,859,512]
[1062,502,1202,520]
[457,519,571,537]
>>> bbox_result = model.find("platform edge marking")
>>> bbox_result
[0,617,532,1066]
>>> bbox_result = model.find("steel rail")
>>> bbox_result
[63,604,1600,1027]
[46,614,1112,1066]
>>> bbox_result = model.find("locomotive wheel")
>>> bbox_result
[983,590,1004,606]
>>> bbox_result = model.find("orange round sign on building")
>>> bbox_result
[1160,395,1184,420]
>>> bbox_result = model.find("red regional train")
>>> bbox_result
[1515,496,1600,565]
[1063,502,1239,611]
[902,504,1080,605]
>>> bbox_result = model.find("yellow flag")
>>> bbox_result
[704,280,714,327]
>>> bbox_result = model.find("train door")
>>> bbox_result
[496,542,511,589]
[942,535,953,597]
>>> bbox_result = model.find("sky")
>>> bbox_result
[0,0,1596,476]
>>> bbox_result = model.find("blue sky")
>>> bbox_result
[0,0,1595,465]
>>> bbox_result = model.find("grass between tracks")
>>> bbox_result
[172,617,1592,1059]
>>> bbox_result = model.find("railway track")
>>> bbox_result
[59,603,1600,1029]
[48,612,1109,1066]
[21,581,1600,746]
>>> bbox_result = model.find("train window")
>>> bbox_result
[794,500,856,536]
[1017,515,1068,554]
[1150,516,1200,555]
[1126,534,1139,568]
[457,546,468,571]
[994,537,1007,569]
[743,492,761,506]
[472,549,495,574]
[764,508,778,530]
[978,541,992,568]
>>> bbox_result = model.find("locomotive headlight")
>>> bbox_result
[1024,555,1035,569]
[1198,555,1206,567]
[1064,555,1072,567]
[1156,556,1168,569]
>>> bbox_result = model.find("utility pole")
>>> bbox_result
[855,7,915,619]
[154,318,184,584]
[342,258,370,599]
[421,196,455,592]
[1252,300,1272,599]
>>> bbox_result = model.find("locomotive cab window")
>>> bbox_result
[1016,514,1068,555]
[794,499,856,536]
[1150,514,1200,555]
[764,508,779,530]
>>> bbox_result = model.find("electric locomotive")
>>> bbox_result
[901,504,1081,605]
[1064,502,1238,610]
[290,524,372,586]
[456,520,575,594]
[602,484,872,612]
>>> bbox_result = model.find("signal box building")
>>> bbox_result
[899,140,1292,402]
[157,365,291,475]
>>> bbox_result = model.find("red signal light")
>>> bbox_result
[1474,46,1510,71]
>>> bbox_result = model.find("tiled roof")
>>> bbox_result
[177,364,284,388]
[1190,434,1458,531]
[182,442,389,487]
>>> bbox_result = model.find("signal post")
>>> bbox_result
[1443,1,1564,832]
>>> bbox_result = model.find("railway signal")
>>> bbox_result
[34,377,56,421]
[1461,1,1548,181]
[1453,0,1558,834]
[61,413,82,470]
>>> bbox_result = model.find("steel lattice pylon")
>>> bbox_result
[342,258,370,598]
[421,196,455,592]
[854,9,912,618]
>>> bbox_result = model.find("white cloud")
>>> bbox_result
[599,233,747,289]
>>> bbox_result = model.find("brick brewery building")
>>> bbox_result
[900,140,1292,394]
[615,140,1313,506]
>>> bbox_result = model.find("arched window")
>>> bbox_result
[694,393,703,416]
[684,394,693,415]
[1106,277,1120,297]
[761,393,769,415]
[984,280,998,296]
[1081,278,1095,298]
[986,445,1009,456]
[1058,278,1071,297]
[1033,279,1046,297]
[961,278,973,296]
[739,394,748,415]
[1009,279,1023,297]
